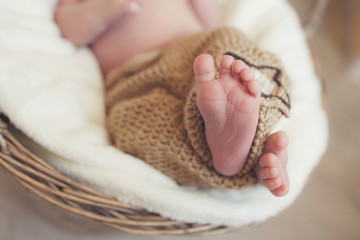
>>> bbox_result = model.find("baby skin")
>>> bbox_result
[55,0,289,196]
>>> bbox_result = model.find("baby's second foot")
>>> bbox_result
[254,131,289,196]
[193,54,261,176]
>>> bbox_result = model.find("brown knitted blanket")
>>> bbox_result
[105,27,291,189]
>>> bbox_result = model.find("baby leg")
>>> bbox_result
[55,0,143,46]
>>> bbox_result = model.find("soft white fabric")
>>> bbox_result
[0,0,328,226]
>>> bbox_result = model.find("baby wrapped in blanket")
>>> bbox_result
[56,0,291,196]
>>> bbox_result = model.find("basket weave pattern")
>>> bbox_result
[0,114,242,235]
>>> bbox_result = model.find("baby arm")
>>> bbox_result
[55,0,143,46]
[189,0,221,29]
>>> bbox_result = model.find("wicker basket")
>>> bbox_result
[0,0,328,236]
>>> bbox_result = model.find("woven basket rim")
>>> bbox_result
[0,114,244,235]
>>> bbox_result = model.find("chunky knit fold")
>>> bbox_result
[105,27,291,189]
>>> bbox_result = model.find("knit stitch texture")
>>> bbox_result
[105,27,291,189]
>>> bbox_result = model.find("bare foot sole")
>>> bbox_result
[193,54,261,176]
[255,131,289,196]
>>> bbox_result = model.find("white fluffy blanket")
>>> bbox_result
[0,0,328,226]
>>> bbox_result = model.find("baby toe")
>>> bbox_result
[259,167,279,180]
[263,177,282,190]
[259,153,277,168]
[219,55,234,76]
[247,80,261,98]
[232,60,246,77]
[271,184,289,197]
[240,68,254,82]
[274,131,289,150]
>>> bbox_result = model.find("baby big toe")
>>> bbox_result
[193,54,216,84]
[265,131,289,153]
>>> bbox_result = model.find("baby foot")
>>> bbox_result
[193,54,261,176]
[254,131,289,196]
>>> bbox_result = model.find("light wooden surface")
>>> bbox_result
[1,1,360,239]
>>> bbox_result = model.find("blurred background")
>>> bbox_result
[0,0,359,239]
